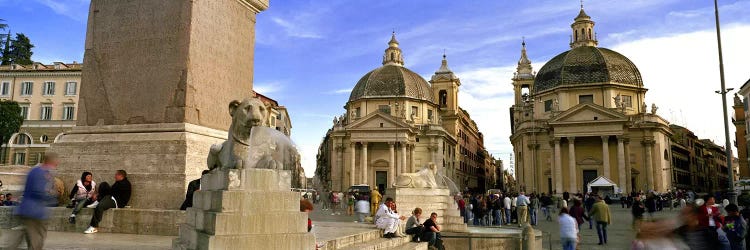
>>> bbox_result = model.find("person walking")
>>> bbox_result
[9,153,60,250]
[584,194,595,229]
[589,196,611,245]
[540,193,553,221]
[529,193,539,226]
[516,191,530,227]
[631,195,646,231]
[558,207,578,250]
[371,188,382,215]
[568,199,586,230]
[354,196,370,223]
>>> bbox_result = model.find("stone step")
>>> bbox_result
[390,242,429,250]
[337,235,412,250]
[192,190,299,213]
[189,210,308,235]
[444,216,464,224]
[319,228,383,250]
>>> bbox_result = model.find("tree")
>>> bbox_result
[4,33,33,65]
[0,100,24,164]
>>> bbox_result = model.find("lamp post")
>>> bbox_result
[713,0,736,204]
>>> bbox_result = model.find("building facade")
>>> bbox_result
[510,8,672,195]
[255,92,293,137]
[669,124,732,193]
[1,62,81,165]
[735,81,750,179]
[316,34,490,193]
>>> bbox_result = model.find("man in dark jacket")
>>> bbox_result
[180,170,210,210]
[85,170,132,234]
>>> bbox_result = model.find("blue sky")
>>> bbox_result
[2,0,750,177]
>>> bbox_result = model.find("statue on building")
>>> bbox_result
[552,99,560,112]
[651,103,658,115]
[642,102,648,113]
[613,94,622,108]
[333,116,338,126]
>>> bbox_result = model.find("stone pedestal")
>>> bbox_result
[48,123,226,209]
[387,187,467,233]
[173,168,315,250]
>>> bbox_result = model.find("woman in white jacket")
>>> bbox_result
[68,171,96,224]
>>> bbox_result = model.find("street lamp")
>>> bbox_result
[713,0,736,204]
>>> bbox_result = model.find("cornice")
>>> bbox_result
[236,0,269,13]
[0,71,81,77]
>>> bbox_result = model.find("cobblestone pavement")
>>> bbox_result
[527,204,680,250]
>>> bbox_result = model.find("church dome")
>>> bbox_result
[533,46,643,93]
[349,64,434,102]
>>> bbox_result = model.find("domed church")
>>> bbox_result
[317,33,493,193]
[510,7,672,195]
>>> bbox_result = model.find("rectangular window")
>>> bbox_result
[40,105,53,120]
[428,109,433,121]
[355,107,361,118]
[411,106,418,117]
[19,105,29,120]
[43,82,55,95]
[63,105,75,120]
[65,82,77,96]
[14,152,25,165]
[378,105,391,114]
[0,82,9,96]
[20,82,33,96]
[622,95,633,107]
[544,99,553,112]
[578,94,594,104]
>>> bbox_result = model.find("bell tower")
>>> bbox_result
[382,32,404,66]
[430,53,460,116]
[570,3,598,48]
[512,39,535,105]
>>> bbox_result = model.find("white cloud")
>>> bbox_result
[34,0,88,21]
[271,17,322,39]
[325,88,352,95]
[253,82,283,95]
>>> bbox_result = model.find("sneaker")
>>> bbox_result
[69,214,76,224]
[86,201,99,208]
[84,226,98,234]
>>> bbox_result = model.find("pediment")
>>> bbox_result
[347,112,410,130]
[550,103,627,124]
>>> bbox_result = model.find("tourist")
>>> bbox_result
[563,191,570,202]
[8,153,60,250]
[503,194,511,225]
[456,194,466,223]
[321,189,330,210]
[347,193,355,216]
[620,195,627,208]
[722,204,747,250]
[338,192,345,210]
[4,193,18,206]
[422,212,445,250]
[676,204,720,249]
[511,194,518,224]
[490,194,501,226]
[472,194,483,225]
[300,199,314,232]
[632,195,646,231]
[516,191,530,227]
[180,170,209,210]
[371,188,382,215]
[568,199,586,230]
[584,194,595,229]
[354,196,370,223]
[698,194,731,249]
[68,171,96,224]
[540,193,553,221]
[645,193,657,219]
[375,197,406,238]
[604,195,612,205]
[331,191,340,215]
[405,207,424,242]
[52,177,66,207]
[84,170,132,234]
[560,196,568,209]
[0,193,4,206]
[529,193,539,226]
[558,207,578,250]
[589,196,610,245]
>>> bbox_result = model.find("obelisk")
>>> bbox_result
[48,0,269,209]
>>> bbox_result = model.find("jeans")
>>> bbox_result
[504,208,511,224]
[716,227,731,250]
[561,237,576,250]
[596,222,608,244]
[529,207,537,225]
[90,195,117,227]
[473,213,480,225]
[71,198,92,215]
[465,209,472,224]
[492,209,501,225]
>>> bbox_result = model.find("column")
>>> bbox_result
[568,137,577,193]
[430,137,436,164]
[554,138,563,194]
[401,143,408,173]
[361,142,368,185]
[602,136,610,179]
[410,144,415,172]
[389,142,396,185]
[617,137,627,193]
[643,140,654,191]
[350,142,356,186]
[625,140,632,192]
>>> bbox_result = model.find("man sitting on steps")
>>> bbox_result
[84,170,132,234]
[375,197,406,238]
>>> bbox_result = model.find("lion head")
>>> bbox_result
[228,97,269,144]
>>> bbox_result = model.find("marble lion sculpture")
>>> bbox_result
[394,163,440,188]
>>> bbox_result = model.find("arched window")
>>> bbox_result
[390,52,395,61]
[439,90,448,107]
[664,149,669,160]
[574,30,578,41]
[581,28,585,40]
[14,133,31,145]
[588,28,592,39]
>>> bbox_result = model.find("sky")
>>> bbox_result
[1,0,749,178]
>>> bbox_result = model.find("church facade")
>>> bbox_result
[510,8,673,195]
[316,34,492,193]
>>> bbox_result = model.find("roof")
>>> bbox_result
[533,46,643,93]
[348,64,434,103]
